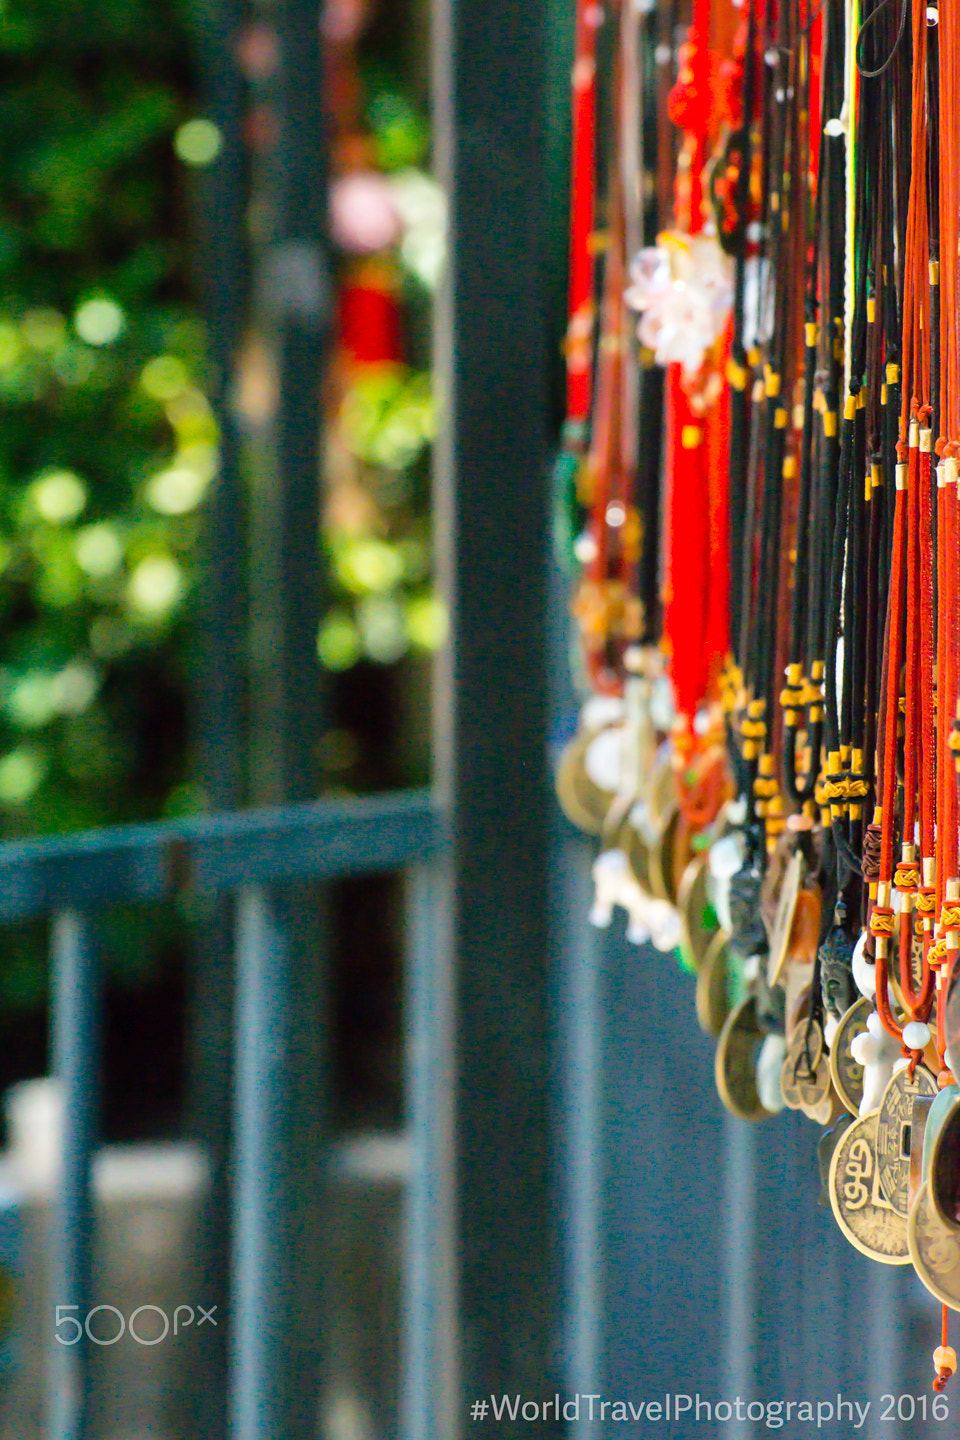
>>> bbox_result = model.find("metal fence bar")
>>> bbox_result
[0,790,442,921]
[48,911,100,1440]
[553,838,602,1433]
[431,0,553,1428]
[402,865,458,1440]
[184,0,249,1424]
[231,885,323,1437]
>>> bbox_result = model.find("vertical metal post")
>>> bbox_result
[428,0,553,1431]
[548,536,603,1424]
[189,0,248,810]
[250,0,328,807]
[186,4,248,1433]
[722,1115,758,1430]
[231,0,328,1429]
[48,911,99,1440]
[402,866,458,1440]
[553,841,603,1438]
[232,886,323,1439]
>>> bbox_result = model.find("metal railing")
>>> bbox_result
[42,793,442,1438]
[10,0,555,1433]
[9,1,944,1437]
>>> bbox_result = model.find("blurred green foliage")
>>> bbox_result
[0,0,440,1010]
[0,0,205,843]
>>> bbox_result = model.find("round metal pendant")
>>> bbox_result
[828,1111,910,1265]
[829,997,871,1117]
[910,1095,935,1214]
[677,854,714,972]
[921,1086,960,1186]
[930,1098,960,1232]
[797,1056,833,1121]
[555,731,610,835]
[645,748,676,830]
[908,1181,960,1310]
[715,994,776,1122]
[647,803,682,905]
[780,1019,824,1111]
[695,928,730,1037]
[945,968,960,1067]
[766,850,803,987]
[876,1064,938,1217]
[818,1114,856,1208]
[612,813,652,892]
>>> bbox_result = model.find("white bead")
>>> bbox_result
[903,1020,932,1051]
[934,1346,957,1373]
[823,1012,840,1048]
[852,931,876,998]
[742,955,762,983]
[824,117,845,138]
[866,1010,883,1038]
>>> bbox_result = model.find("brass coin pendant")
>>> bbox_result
[818,1115,856,1208]
[921,1087,960,1187]
[716,995,775,1122]
[645,747,676,831]
[876,1064,938,1217]
[766,850,803,988]
[829,997,871,1117]
[908,1181,960,1311]
[647,803,681,905]
[780,1020,824,1111]
[946,967,960,1067]
[555,732,608,835]
[930,1099,960,1232]
[615,813,653,892]
[695,928,731,1038]
[797,1056,833,1121]
[828,1111,910,1265]
[677,854,714,972]
[910,1096,935,1214]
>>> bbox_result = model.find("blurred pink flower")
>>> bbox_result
[624,235,733,377]
[322,0,370,43]
[330,172,402,254]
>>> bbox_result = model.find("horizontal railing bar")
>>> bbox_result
[0,789,443,922]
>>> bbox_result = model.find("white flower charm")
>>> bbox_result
[707,831,744,934]
[850,1010,901,1117]
[589,849,680,952]
[757,1033,787,1114]
[624,234,734,378]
